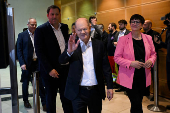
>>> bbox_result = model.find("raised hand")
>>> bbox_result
[67,33,80,55]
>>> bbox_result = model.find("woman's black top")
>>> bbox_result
[132,38,146,93]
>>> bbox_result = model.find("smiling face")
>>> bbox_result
[47,8,61,26]
[75,18,90,44]
[130,19,143,31]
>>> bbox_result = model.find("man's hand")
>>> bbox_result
[107,89,113,101]
[130,61,144,69]
[154,35,161,44]
[143,60,152,68]
[49,69,59,78]
[21,64,27,70]
[91,18,97,25]
[67,34,80,55]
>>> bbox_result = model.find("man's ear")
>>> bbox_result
[149,24,152,29]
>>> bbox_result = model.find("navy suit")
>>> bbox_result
[59,38,113,112]
[34,22,73,113]
[17,30,46,106]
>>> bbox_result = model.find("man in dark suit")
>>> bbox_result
[89,16,103,40]
[34,5,73,113]
[113,19,130,46]
[17,18,46,111]
[59,18,114,113]
[143,20,161,101]
[107,23,118,85]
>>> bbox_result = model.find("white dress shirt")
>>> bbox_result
[117,29,127,42]
[28,29,37,59]
[49,22,65,54]
[79,38,98,86]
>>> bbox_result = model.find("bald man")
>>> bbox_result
[59,18,113,113]
[143,20,161,101]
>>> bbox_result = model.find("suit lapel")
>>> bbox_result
[76,44,83,64]
[46,22,60,52]
[60,23,68,43]
[141,33,149,61]
[90,30,95,38]
[92,39,97,69]
[127,33,135,60]
[26,31,34,55]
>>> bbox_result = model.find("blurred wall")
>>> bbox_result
[8,0,54,40]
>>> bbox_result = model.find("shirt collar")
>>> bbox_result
[27,29,33,35]
[79,37,92,47]
[120,29,126,34]
[49,21,61,30]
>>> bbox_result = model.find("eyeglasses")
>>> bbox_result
[77,28,88,32]
[131,21,140,24]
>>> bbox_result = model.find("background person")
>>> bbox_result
[17,18,46,111]
[143,20,162,101]
[154,12,170,109]
[89,16,103,40]
[34,5,73,113]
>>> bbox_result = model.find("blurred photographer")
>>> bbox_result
[143,20,162,101]
[154,12,170,109]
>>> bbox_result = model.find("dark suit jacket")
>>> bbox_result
[160,28,170,62]
[34,21,69,79]
[114,29,130,42]
[17,30,34,68]
[90,24,103,40]
[59,38,113,101]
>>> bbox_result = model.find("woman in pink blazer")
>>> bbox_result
[114,14,156,113]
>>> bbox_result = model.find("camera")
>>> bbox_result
[156,13,170,41]
[163,12,170,27]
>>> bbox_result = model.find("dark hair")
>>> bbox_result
[130,14,145,24]
[118,19,127,25]
[165,12,170,20]
[109,23,117,29]
[89,16,97,23]
[47,5,60,14]
[72,22,75,27]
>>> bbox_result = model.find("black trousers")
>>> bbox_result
[22,61,46,106]
[72,86,102,113]
[126,88,144,113]
[166,61,170,90]
[43,72,73,113]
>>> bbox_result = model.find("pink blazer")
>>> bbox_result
[114,32,157,89]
